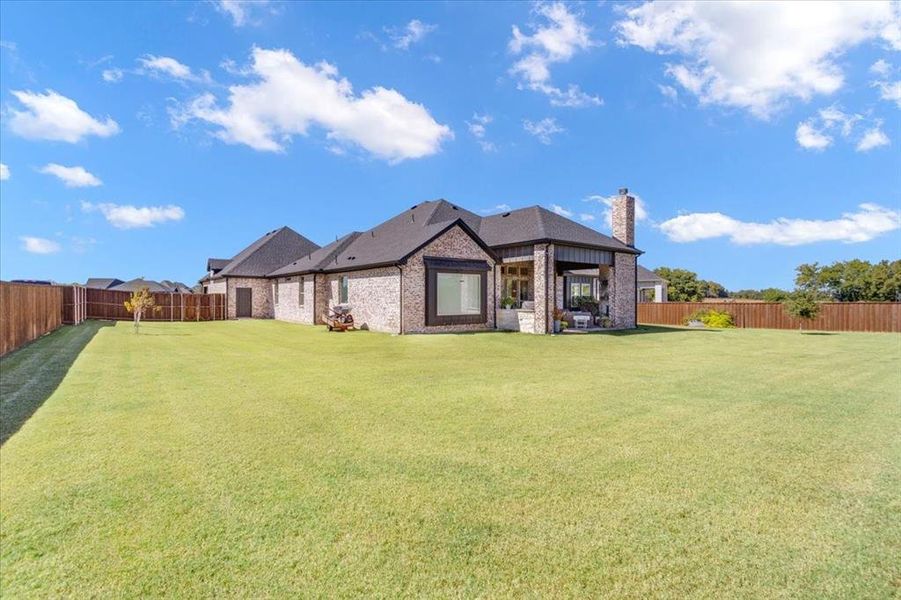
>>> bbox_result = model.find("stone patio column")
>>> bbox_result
[314,274,329,325]
[533,243,556,334]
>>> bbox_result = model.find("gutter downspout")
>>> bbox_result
[396,264,404,334]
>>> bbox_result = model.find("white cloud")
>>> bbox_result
[584,193,650,229]
[466,113,496,152]
[215,0,270,27]
[20,236,61,254]
[796,105,887,151]
[523,117,564,144]
[579,213,595,222]
[509,2,601,107]
[616,2,901,118]
[171,47,452,162]
[138,55,209,83]
[102,68,124,82]
[795,121,833,150]
[7,90,120,142]
[81,201,185,229]
[875,80,901,107]
[0,163,8,180]
[658,203,901,246]
[870,59,892,77]
[856,126,890,151]
[549,204,573,218]
[658,84,678,102]
[388,19,437,50]
[39,163,102,187]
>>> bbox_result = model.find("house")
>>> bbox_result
[637,266,668,303]
[200,227,320,318]
[85,278,124,290]
[110,278,174,293]
[202,189,641,334]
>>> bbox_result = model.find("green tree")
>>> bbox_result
[653,267,705,302]
[760,288,790,302]
[784,290,821,330]
[794,259,901,302]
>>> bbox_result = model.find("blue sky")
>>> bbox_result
[0,1,898,290]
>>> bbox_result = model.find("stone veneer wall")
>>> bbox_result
[401,225,496,334]
[273,276,316,324]
[323,267,401,333]
[226,277,273,319]
[611,253,637,328]
[532,243,555,334]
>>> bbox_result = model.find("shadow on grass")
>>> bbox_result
[606,325,722,336]
[801,332,837,336]
[0,321,113,446]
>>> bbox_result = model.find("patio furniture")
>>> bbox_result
[572,313,591,329]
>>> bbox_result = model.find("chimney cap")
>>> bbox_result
[618,187,629,196]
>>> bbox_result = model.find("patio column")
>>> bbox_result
[533,243,555,334]
[313,274,329,325]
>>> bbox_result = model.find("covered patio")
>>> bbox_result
[494,243,636,334]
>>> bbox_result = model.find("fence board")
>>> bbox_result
[82,288,225,322]
[638,302,901,333]
[0,282,64,356]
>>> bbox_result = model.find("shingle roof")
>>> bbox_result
[479,206,638,253]
[85,277,124,289]
[215,226,320,278]
[269,232,362,277]
[637,265,665,283]
[207,258,230,272]
[109,278,171,292]
[265,200,640,276]
[268,201,495,276]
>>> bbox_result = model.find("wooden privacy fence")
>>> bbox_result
[638,302,901,333]
[82,288,226,322]
[1,281,227,356]
[0,282,64,356]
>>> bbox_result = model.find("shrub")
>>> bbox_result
[571,296,600,316]
[683,308,734,328]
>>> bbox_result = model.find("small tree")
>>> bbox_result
[784,290,821,331]
[124,287,161,333]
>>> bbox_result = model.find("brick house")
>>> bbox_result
[201,189,641,334]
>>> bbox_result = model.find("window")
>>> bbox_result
[500,262,533,308]
[425,257,489,326]
[339,276,349,304]
[299,276,305,306]
[274,281,279,305]
[437,273,482,316]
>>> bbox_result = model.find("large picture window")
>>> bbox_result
[437,273,482,316]
[425,257,489,326]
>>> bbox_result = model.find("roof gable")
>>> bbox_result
[217,226,320,278]
[479,206,638,253]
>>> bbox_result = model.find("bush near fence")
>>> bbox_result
[638,302,901,333]
[1,281,226,356]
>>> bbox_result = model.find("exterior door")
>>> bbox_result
[236,287,252,318]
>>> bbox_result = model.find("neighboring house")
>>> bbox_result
[202,189,641,334]
[160,280,193,293]
[199,227,320,318]
[637,266,668,303]
[85,278,124,290]
[109,278,173,293]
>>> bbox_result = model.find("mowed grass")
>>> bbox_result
[1,321,899,598]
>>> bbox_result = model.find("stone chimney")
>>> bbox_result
[612,187,635,247]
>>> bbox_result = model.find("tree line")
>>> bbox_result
[654,259,900,303]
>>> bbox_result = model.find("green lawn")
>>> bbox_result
[1,321,899,598]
